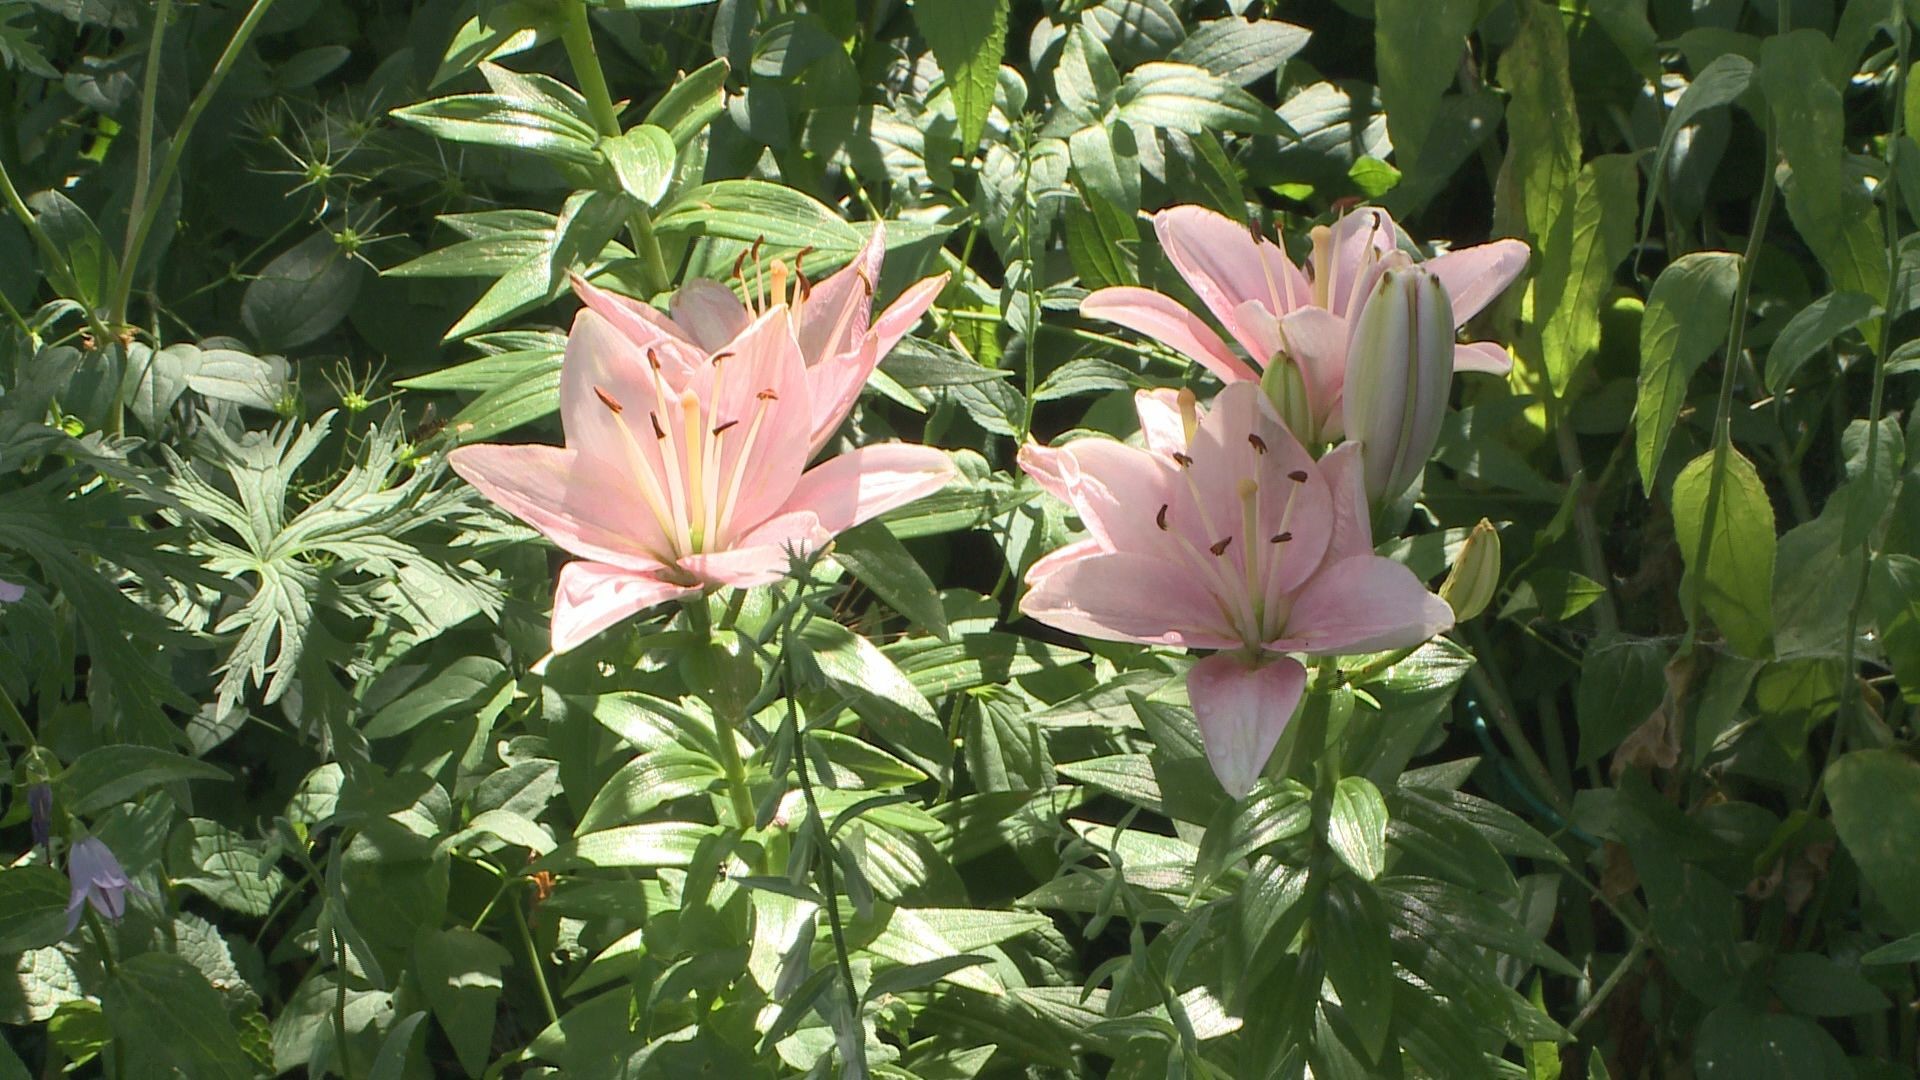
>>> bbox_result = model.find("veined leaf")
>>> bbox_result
[1635,251,1740,490]
[1672,447,1776,658]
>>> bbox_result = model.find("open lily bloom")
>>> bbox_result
[1018,383,1453,797]
[1080,204,1528,446]
[450,275,955,655]
[569,222,948,456]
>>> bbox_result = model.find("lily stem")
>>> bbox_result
[556,0,671,298]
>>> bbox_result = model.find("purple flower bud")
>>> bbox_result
[66,837,134,934]
[28,784,51,853]
[1342,265,1456,509]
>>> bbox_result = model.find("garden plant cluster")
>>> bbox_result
[1,0,1918,1076]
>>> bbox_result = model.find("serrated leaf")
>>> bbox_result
[914,0,1009,148]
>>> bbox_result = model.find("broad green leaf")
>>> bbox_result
[1638,53,1753,253]
[1761,32,1888,313]
[654,179,862,260]
[1765,291,1879,393]
[60,745,229,816]
[1635,251,1740,490]
[365,657,511,739]
[25,190,114,309]
[576,749,722,832]
[601,124,676,206]
[860,907,1049,995]
[832,520,951,640]
[1535,154,1638,396]
[1576,635,1669,765]
[414,928,510,1076]
[1498,0,1580,255]
[390,92,601,165]
[1768,953,1889,1017]
[103,953,253,1080]
[1170,17,1308,87]
[1115,63,1284,135]
[168,818,287,917]
[1827,749,1920,932]
[1056,26,1120,124]
[1672,448,1776,658]
[539,821,711,870]
[1871,555,1920,703]
[1328,776,1388,881]
[1375,0,1476,180]
[1693,1002,1849,1077]
[0,867,72,955]
[367,1012,428,1080]
[913,0,1009,148]
[241,230,366,352]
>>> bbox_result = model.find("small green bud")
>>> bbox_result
[1260,351,1317,444]
[1439,518,1500,621]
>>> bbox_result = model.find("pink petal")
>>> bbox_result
[1024,535,1106,588]
[550,560,698,654]
[797,223,887,360]
[1180,383,1333,596]
[1315,442,1375,562]
[569,273,702,383]
[779,443,956,537]
[1267,555,1453,656]
[677,545,801,589]
[448,443,673,569]
[1426,239,1530,324]
[1453,340,1512,375]
[1155,205,1307,357]
[670,279,750,351]
[1018,437,1173,555]
[701,308,815,544]
[1134,388,1190,456]
[1020,549,1240,650]
[1275,306,1350,439]
[559,310,672,486]
[869,272,948,360]
[1187,652,1308,799]
[1321,208,1401,318]
[804,332,880,458]
[1081,287,1256,384]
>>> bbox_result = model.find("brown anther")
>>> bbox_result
[649,413,666,439]
[1287,469,1309,483]
[1248,434,1268,454]
[732,249,751,280]
[1155,504,1169,530]
[756,388,779,401]
[795,245,815,273]
[592,386,623,414]
[712,419,740,436]
[646,348,662,371]
[1209,537,1234,556]
[1172,452,1194,468]
[711,351,734,365]
[856,267,874,296]
[751,236,765,260]
[1270,531,1293,544]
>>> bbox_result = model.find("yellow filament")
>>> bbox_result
[681,389,705,550]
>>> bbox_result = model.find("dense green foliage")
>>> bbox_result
[1,0,1918,1076]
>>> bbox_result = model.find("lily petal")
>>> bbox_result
[1427,238,1530,324]
[1453,340,1513,375]
[550,561,698,654]
[1275,306,1350,438]
[1267,555,1454,655]
[1187,652,1308,799]
[703,308,815,544]
[448,443,672,569]
[670,279,751,351]
[1155,205,1307,357]
[569,273,702,383]
[780,443,956,536]
[1081,286,1257,384]
[798,223,887,360]
[1020,549,1241,650]
[1018,437,1173,555]
[1316,441,1374,562]
[1134,388,1190,456]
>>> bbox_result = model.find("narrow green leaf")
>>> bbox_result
[1637,54,1753,254]
[1635,251,1740,490]
[1375,0,1477,179]
[1765,291,1879,393]
[1871,555,1920,704]
[832,520,951,640]
[1672,447,1776,658]
[601,124,676,206]
[1319,879,1394,1061]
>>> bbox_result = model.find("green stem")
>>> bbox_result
[1681,97,1778,655]
[712,707,757,831]
[332,923,353,1080]
[108,0,279,330]
[555,0,671,297]
[510,887,560,1027]
[1551,417,1619,635]
[1016,120,1041,444]
[121,0,171,290]
[1568,933,1649,1036]
[790,672,864,1067]
[1465,629,1567,816]
[84,908,127,1080]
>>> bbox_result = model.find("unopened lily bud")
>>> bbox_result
[1260,351,1317,444]
[1439,518,1500,621]
[1342,265,1455,509]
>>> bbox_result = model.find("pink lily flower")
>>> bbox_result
[568,222,949,456]
[1018,383,1453,797]
[1080,204,1528,446]
[450,273,956,655]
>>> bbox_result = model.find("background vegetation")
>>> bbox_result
[1,0,1917,1076]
